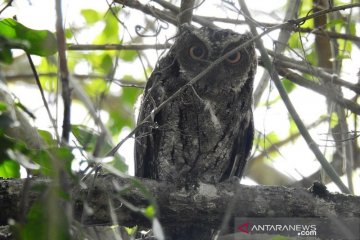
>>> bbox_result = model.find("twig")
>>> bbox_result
[68,43,171,51]
[238,0,350,194]
[271,53,360,94]
[108,0,358,193]
[26,54,60,142]
[115,0,216,28]
[118,0,360,44]
[286,3,360,26]
[4,72,145,88]
[56,0,72,143]
[0,0,13,15]
[253,0,301,107]
[113,0,178,26]
[275,67,360,115]
[106,2,360,156]
[69,77,114,147]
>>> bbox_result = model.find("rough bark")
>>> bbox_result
[0,175,359,230]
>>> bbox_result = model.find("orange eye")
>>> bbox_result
[189,45,206,60]
[226,52,241,64]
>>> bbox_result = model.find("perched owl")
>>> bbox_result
[135,24,257,185]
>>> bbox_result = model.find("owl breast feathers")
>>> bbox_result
[135,24,257,185]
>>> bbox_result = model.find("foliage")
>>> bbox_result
[0,18,57,63]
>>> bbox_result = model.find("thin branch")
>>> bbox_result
[106,2,360,158]
[297,27,360,46]
[119,0,360,44]
[115,0,216,28]
[253,0,301,107]
[4,73,145,88]
[56,0,72,143]
[251,117,327,168]
[109,0,358,193]
[113,0,178,26]
[67,43,170,51]
[25,54,60,142]
[0,0,13,15]
[152,0,179,13]
[286,3,360,26]
[238,0,350,194]
[274,67,360,115]
[271,52,360,94]
[69,77,114,147]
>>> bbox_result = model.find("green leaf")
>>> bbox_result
[121,87,141,105]
[20,198,71,240]
[326,19,344,30]
[282,79,296,93]
[0,18,57,56]
[107,155,128,173]
[0,45,13,64]
[93,12,119,44]
[31,147,74,177]
[0,159,20,178]
[72,124,98,152]
[108,110,134,135]
[144,205,156,219]
[288,118,298,136]
[84,78,108,96]
[349,22,356,36]
[81,9,101,24]
[288,33,298,49]
[330,112,339,129]
[31,150,52,176]
[72,125,112,155]
[337,39,352,60]
[124,226,138,236]
[119,50,137,62]
[38,130,56,145]
[0,101,8,112]
[100,54,113,73]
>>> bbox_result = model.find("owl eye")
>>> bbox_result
[189,45,206,60]
[226,51,241,64]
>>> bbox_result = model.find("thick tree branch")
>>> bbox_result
[0,176,359,229]
[178,0,195,25]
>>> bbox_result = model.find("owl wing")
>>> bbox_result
[134,75,162,179]
[220,108,254,181]
[134,51,178,179]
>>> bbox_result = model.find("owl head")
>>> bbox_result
[173,24,256,94]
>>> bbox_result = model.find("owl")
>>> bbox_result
[134,24,257,186]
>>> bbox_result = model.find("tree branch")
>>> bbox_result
[56,0,72,143]
[0,176,359,229]
[275,67,360,115]
[238,0,350,193]
[67,43,170,51]
[178,0,196,25]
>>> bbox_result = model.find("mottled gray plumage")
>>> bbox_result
[135,24,257,185]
